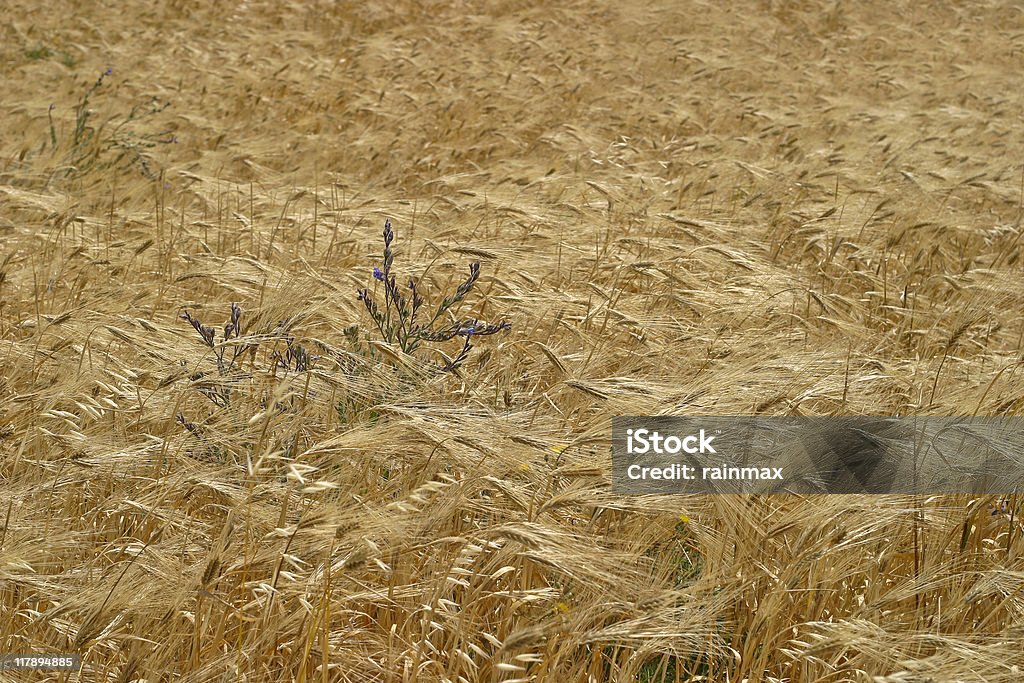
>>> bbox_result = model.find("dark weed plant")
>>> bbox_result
[173,219,510,454]
[176,303,321,460]
[357,219,511,372]
[271,337,318,373]
[24,43,76,68]
[47,68,175,181]
[179,302,256,407]
[178,303,318,407]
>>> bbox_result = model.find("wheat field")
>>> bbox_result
[2,0,1024,681]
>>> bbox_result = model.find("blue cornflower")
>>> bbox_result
[373,267,384,281]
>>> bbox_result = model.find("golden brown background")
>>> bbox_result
[2,1,1023,680]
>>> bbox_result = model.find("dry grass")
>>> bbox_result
[2,0,1024,681]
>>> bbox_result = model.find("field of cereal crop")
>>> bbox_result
[3,1,1024,680]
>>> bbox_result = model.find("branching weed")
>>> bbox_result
[356,219,511,372]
